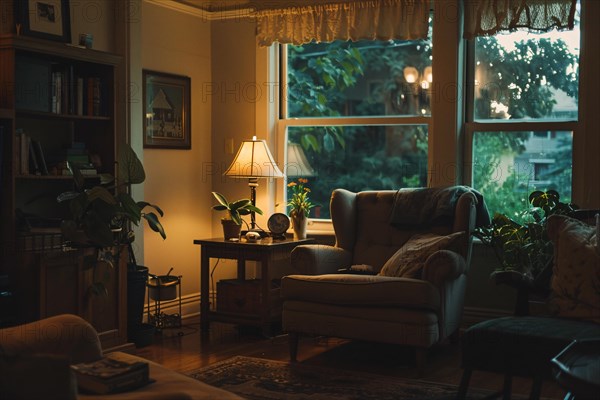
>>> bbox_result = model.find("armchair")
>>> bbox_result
[281,187,482,373]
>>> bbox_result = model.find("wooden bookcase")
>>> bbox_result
[0,35,128,350]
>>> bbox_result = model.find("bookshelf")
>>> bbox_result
[0,34,128,350]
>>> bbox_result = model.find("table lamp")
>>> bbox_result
[224,136,284,231]
[286,143,316,177]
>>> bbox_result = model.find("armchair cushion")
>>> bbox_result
[281,274,440,311]
[378,232,466,278]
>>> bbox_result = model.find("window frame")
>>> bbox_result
[463,20,581,204]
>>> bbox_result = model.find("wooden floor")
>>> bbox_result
[134,317,567,399]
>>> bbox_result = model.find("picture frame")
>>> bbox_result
[143,70,191,150]
[15,0,71,43]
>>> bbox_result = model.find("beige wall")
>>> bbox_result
[141,1,212,299]
[210,18,268,232]
[69,0,115,52]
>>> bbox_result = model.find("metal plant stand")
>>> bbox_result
[146,274,183,334]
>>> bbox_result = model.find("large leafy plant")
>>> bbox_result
[58,145,166,249]
[475,190,577,281]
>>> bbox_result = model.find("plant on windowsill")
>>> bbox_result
[287,178,315,240]
[211,192,263,240]
[474,190,577,310]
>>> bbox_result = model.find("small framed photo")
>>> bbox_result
[143,70,191,150]
[15,0,71,43]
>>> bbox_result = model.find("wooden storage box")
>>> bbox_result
[216,279,281,315]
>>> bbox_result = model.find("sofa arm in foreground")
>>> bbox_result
[0,314,102,364]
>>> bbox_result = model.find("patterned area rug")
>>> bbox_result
[189,355,500,400]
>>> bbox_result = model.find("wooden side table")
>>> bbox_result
[193,237,314,336]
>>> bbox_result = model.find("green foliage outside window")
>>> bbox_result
[286,26,578,220]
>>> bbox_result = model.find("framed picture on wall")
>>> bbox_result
[143,70,191,150]
[15,0,71,43]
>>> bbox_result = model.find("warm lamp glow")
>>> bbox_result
[423,66,433,83]
[403,66,419,83]
[224,136,284,179]
[286,143,315,177]
[224,136,284,231]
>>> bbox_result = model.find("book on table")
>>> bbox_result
[71,356,152,394]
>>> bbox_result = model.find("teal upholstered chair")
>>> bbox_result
[457,209,600,400]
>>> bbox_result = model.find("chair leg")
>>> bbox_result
[415,348,427,377]
[529,375,543,400]
[449,329,461,344]
[288,332,299,362]
[456,368,472,400]
[502,374,512,400]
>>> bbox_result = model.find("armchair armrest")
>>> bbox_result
[422,250,466,287]
[291,244,353,275]
[0,314,102,364]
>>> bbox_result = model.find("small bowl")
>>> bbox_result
[147,275,179,301]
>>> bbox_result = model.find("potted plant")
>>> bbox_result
[474,190,577,313]
[211,192,263,239]
[57,144,166,345]
[287,178,315,240]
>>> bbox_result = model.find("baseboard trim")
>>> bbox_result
[143,292,202,322]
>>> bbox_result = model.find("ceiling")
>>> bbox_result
[172,1,354,12]
[173,1,256,12]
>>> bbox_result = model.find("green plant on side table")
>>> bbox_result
[211,192,263,240]
[474,190,578,314]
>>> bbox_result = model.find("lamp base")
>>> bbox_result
[241,228,269,238]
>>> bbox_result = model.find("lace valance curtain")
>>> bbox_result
[255,0,430,47]
[464,0,577,39]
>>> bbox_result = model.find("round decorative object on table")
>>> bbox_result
[267,213,290,240]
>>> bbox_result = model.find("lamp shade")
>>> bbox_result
[286,143,316,177]
[224,137,284,179]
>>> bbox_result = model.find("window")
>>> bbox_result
[466,3,580,219]
[281,32,432,219]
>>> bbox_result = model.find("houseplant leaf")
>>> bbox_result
[119,144,146,185]
[143,212,167,239]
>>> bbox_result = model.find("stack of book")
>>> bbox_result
[51,64,105,117]
[14,129,49,176]
[71,356,152,394]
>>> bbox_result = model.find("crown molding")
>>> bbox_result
[143,0,254,20]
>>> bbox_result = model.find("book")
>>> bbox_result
[18,131,29,175]
[71,356,151,394]
[77,77,84,115]
[28,139,40,175]
[31,140,49,175]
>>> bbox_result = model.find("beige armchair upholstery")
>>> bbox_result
[281,188,480,372]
